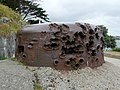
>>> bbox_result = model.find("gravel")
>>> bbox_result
[1,58,120,90]
[0,60,34,90]
[31,61,120,90]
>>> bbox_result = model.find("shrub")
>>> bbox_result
[0,4,22,36]
[112,48,120,52]
[0,56,7,60]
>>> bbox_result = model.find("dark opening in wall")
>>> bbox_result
[65,60,70,66]
[75,64,80,68]
[18,45,24,53]
[91,50,96,56]
[89,36,94,40]
[95,33,99,39]
[95,28,98,32]
[54,60,59,65]
[51,42,59,48]
[80,25,86,30]
[74,32,79,37]
[79,59,84,63]
[97,45,100,50]
[89,29,94,34]
[79,31,85,38]
[89,41,94,47]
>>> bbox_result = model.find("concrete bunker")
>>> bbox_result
[15,22,105,70]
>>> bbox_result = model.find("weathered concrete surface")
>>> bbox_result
[0,34,16,58]
[0,60,34,90]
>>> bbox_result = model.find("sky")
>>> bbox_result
[40,0,120,36]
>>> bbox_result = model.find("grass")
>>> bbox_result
[104,50,120,59]
[0,4,22,36]
[33,83,42,90]
[112,48,120,52]
[0,56,7,60]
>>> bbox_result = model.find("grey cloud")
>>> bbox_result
[41,0,120,36]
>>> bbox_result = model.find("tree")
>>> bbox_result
[98,25,116,48]
[0,0,49,23]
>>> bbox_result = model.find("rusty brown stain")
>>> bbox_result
[15,23,105,70]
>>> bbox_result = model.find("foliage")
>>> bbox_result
[0,0,49,23]
[112,48,120,52]
[98,25,116,48]
[33,82,42,90]
[0,4,22,36]
[0,56,7,60]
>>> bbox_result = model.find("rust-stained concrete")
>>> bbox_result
[15,22,104,70]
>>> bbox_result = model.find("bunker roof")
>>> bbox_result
[19,22,96,33]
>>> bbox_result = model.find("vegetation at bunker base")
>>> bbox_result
[33,82,42,90]
[0,4,22,36]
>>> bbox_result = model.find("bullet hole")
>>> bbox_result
[91,50,96,56]
[66,40,75,45]
[89,29,94,34]
[77,50,84,54]
[79,59,84,63]
[75,64,80,68]
[80,25,86,30]
[74,32,79,37]
[94,28,98,32]
[67,80,70,82]
[44,42,51,49]
[69,58,75,62]
[18,45,24,53]
[50,38,59,42]
[32,38,38,42]
[54,31,61,37]
[101,46,103,50]
[66,35,70,39]
[76,44,82,48]
[79,31,85,38]
[96,58,99,61]
[59,52,66,59]
[62,24,69,29]
[89,41,94,47]
[89,36,94,40]
[86,43,89,47]
[76,23,87,30]
[62,36,67,41]
[23,54,26,58]
[51,42,59,48]
[65,60,70,66]
[29,42,34,45]
[101,37,104,42]
[97,45,100,50]
[95,33,99,39]
[79,51,84,54]
[54,60,59,65]
[66,47,75,54]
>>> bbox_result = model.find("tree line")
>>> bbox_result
[0,0,50,23]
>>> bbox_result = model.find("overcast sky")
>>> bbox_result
[40,0,120,36]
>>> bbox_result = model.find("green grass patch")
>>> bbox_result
[0,56,7,60]
[33,83,42,90]
[112,48,120,52]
